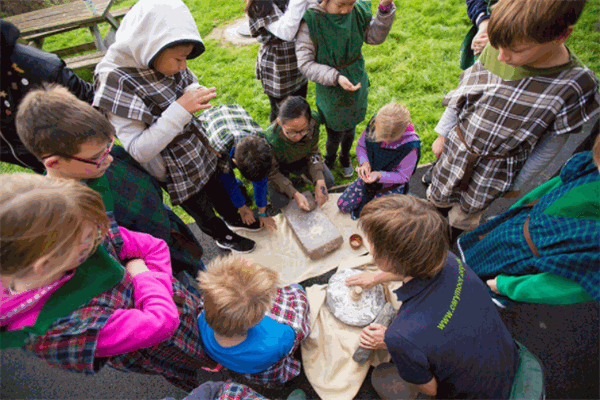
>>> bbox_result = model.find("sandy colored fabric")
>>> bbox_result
[242,194,368,286]
[301,254,403,400]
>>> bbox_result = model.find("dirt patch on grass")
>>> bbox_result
[205,16,257,46]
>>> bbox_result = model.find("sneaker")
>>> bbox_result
[421,159,438,186]
[215,233,256,253]
[339,156,354,178]
[224,216,263,232]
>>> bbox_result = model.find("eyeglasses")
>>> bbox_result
[43,137,115,168]
[282,126,310,139]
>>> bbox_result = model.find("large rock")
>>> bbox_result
[326,267,387,327]
[281,191,343,260]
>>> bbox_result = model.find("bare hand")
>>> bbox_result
[125,259,150,278]
[487,277,499,294]
[314,179,329,207]
[338,75,361,92]
[471,19,489,55]
[362,171,381,184]
[359,323,388,350]
[259,215,277,231]
[432,135,446,159]
[294,192,310,211]
[356,161,372,181]
[238,205,256,225]
[345,271,378,289]
[176,86,217,114]
[379,0,393,6]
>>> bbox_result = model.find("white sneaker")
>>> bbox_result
[342,164,354,178]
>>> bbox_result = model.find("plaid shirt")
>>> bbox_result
[459,151,600,301]
[249,0,307,98]
[22,229,211,392]
[216,382,269,400]
[202,105,265,172]
[94,67,218,205]
[242,285,311,385]
[430,58,599,214]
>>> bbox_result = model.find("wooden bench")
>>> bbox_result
[21,6,130,46]
[64,50,107,71]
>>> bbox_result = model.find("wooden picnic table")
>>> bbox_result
[5,0,120,51]
[5,0,130,71]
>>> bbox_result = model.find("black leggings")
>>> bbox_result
[325,125,356,160]
[179,175,239,240]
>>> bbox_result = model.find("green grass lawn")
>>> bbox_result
[4,0,600,223]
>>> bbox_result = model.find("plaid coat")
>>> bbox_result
[249,0,307,99]
[216,382,269,400]
[21,222,213,392]
[459,151,600,301]
[94,67,218,205]
[202,104,265,173]
[242,285,311,385]
[430,53,599,214]
[104,148,204,272]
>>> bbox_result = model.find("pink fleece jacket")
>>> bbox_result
[1,227,179,358]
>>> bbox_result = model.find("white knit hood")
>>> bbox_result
[95,0,204,74]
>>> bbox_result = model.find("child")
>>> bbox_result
[295,0,396,177]
[345,195,517,399]
[246,0,309,122]
[265,96,335,210]
[0,174,216,392]
[457,134,600,306]
[202,104,277,231]
[15,84,205,277]
[337,102,421,219]
[93,0,258,253]
[427,0,599,243]
[197,256,310,385]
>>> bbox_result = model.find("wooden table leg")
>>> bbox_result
[89,24,107,51]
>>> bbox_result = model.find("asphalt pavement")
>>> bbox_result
[2,164,598,400]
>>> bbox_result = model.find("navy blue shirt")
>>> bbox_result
[384,254,517,399]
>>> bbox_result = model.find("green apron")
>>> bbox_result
[303,1,372,131]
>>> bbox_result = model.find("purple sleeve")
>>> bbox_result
[356,130,369,166]
[378,149,419,185]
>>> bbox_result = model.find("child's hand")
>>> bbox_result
[359,323,388,350]
[432,135,446,158]
[356,161,371,181]
[487,277,500,294]
[315,179,329,207]
[125,259,150,278]
[259,215,277,231]
[238,205,256,225]
[293,192,311,211]
[379,0,393,7]
[345,271,378,289]
[176,86,217,114]
[362,171,381,184]
[471,19,489,55]
[337,75,361,92]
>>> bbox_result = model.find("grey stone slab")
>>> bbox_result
[281,191,343,260]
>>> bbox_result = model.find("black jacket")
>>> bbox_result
[1,20,94,172]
